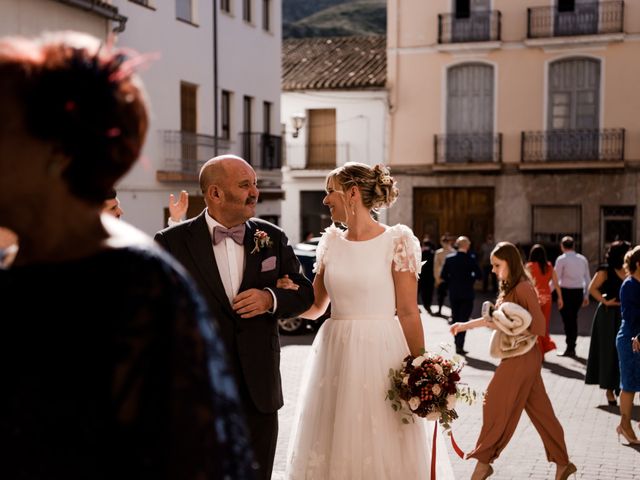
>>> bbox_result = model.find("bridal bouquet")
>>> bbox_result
[386,348,476,431]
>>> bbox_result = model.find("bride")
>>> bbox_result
[283,162,454,479]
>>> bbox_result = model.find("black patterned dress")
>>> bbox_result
[0,245,255,480]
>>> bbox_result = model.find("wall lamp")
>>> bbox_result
[291,113,306,138]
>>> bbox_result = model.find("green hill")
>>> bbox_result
[283,0,386,38]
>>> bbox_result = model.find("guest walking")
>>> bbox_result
[585,241,630,406]
[555,236,591,357]
[441,236,482,355]
[0,31,254,479]
[419,234,436,313]
[615,246,640,444]
[527,244,563,356]
[450,242,576,480]
[433,233,454,316]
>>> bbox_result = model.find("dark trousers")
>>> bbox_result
[560,287,583,352]
[451,297,474,350]
[239,385,278,480]
[436,281,448,312]
[419,278,435,311]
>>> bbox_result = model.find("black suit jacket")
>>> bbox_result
[154,212,314,413]
[440,251,482,301]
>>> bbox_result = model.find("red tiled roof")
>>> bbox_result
[282,35,386,91]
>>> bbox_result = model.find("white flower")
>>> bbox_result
[408,397,421,411]
[402,375,409,385]
[447,394,457,409]
[411,356,425,367]
[433,364,443,375]
[426,411,441,421]
[432,384,442,396]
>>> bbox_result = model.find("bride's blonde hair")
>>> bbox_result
[326,162,399,212]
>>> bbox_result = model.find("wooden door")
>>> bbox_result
[307,109,336,169]
[180,82,197,171]
[413,187,494,251]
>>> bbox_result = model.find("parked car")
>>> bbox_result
[278,237,328,334]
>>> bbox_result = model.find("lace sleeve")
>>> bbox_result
[313,225,342,274]
[390,224,422,279]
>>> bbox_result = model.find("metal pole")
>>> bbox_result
[213,0,219,156]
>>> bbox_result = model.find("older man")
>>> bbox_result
[155,155,314,480]
[441,236,482,355]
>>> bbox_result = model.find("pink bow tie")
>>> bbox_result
[213,224,246,245]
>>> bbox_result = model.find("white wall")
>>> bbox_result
[280,89,388,243]
[0,0,109,40]
[113,0,282,235]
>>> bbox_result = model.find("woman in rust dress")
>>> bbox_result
[527,244,563,356]
[450,242,575,480]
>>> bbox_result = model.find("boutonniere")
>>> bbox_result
[251,229,273,254]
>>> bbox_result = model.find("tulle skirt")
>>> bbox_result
[286,316,455,479]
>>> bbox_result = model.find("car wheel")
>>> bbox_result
[278,316,305,334]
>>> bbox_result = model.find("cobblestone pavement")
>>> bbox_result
[273,296,640,479]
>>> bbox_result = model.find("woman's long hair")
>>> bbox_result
[528,243,548,274]
[492,241,531,301]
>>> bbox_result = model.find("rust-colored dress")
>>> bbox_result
[527,261,558,354]
[467,280,569,465]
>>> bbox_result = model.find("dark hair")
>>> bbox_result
[327,162,398,211]
[623,245,640,274]
[561,236,575,249]
[492,241,531,300]
[528,243,548,274]
[605,240,631,270]
[104,188,117,200]
[0,32,148,204]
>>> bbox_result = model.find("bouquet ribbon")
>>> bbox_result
[430,422,466,480]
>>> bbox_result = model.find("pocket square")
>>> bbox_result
[261,256,277,272]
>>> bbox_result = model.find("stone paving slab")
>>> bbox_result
[273,299,640,479]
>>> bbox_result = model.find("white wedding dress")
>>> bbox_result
[286,224,455,479]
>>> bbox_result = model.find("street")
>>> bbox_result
[273,296,640,479]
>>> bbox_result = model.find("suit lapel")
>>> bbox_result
[186,212,237,319]
[240,220,260,291]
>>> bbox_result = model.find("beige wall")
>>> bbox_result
[0,0,110,40]
[387,0,640,265]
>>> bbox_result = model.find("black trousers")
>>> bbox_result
[419,278,435,310]
[451,297,474,350]
[560,287,583,351]
[436,281,448,311]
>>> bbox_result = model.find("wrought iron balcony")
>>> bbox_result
[438,10,501,44]
[434,133,503,164]
[527,1,624,39]
[239,132,282,170]
[521,129,625,162]
[157,130,231,181]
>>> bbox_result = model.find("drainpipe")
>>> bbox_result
[213,1,219,156]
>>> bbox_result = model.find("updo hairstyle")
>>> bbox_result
[326,162,399,211]
[0,32,148,204]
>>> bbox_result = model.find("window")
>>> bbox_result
[454,0,470,19]
[243,0,252,22]
[221,0,231,14]
[557,0,575,13]
[180,82,197,133]
[242,96,253,162]
[262,0,271,31]
[307,109,336,169]
[221,90,231,140]
[263,101,272,134]
[600,206,635,258]
[532,205,582,250]
[176,0,193,23]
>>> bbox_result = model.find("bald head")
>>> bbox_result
[455,236,470,252]
[199,155,250,193]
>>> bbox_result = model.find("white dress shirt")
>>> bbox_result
[204,211,277,311]
[555,251,591,299]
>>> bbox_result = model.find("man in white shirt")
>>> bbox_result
[554,236,591,357]
[433,234,454,317]
[155,155,314,480]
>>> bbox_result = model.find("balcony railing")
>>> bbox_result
[285,143,349,170]
[438,10,501,43]
[159,130,231,178]
[434,133,503,164]
[239,132,282,170]
[521,129,625,162]
[527,1,624,39]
